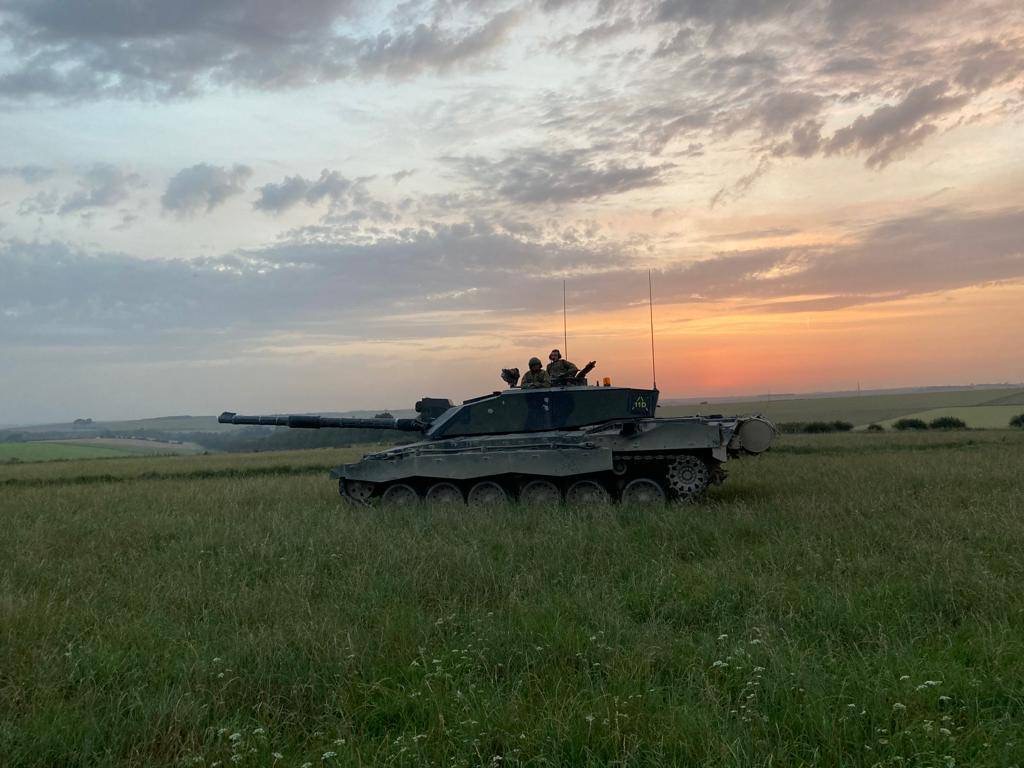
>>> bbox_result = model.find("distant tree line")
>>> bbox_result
[0,426,405,452]
[776,421,854,434]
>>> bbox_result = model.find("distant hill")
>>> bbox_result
[659,386,1024,427]
[11,411,417,435]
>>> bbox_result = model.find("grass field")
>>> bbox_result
[660,388,1024,427]
[0,439,203,463]
[3,432,1024,767]
[0,442,140,461]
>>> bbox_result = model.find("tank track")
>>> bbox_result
[338,451,724,508]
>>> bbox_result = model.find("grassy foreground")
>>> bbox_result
[2,433,1024,767]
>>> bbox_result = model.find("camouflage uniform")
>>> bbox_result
[521,369,551,388]
[547,358,579,382]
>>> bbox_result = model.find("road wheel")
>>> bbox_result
[519,479,561,506]
[621,477,667,506]
[565,479,611,505]
[666,455,711,500]
[341,480,375,503]
[467,481,509,506]
[425,482,464,506]
[381,483,420,506]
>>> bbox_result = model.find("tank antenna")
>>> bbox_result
[562,279,568,359]
[648,269,658,390]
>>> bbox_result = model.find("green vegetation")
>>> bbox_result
[3,432,1024,767]
[0,439,201,464]
[1010,414,1024,428]
[880,405,1024,430]
[866,424,885,432]
[893,418,929,431]
[928,416,967,430]
[777,420,854,434]
[0,442,139,462]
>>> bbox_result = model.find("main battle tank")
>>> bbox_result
[219,378,775,506]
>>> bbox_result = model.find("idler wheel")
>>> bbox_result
[425,482,464,506]
[621,478,667,506]
[666,455,711,500]
[519,479,561,506]
[381,483,420,506]
[565,480,611,506]
[467,481,509,506]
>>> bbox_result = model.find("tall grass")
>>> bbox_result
[2,431,1024,767]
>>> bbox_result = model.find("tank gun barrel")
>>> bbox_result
[218,412,424,432]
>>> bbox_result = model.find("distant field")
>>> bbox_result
[51,437,205,454]
[3,431,1024,767]
[0,439,205,463]
[0,442,138,461]
[660,388,1024,426]
[880,405,1024,429]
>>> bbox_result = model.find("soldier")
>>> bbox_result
[546,349,579,383]
[520,357,551,388]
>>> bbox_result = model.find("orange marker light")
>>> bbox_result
[603,377,611,387]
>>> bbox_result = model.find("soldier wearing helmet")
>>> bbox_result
[520,357,551,388]
[546,349,579,384]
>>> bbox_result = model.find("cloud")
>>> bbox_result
[449,148,673,204]
[0,1,522,101]
[58,164,143,215]
[355,9,521,78]
[955,37,1024,92]
[253,169,360,213]
[709,156,771,209]
[0,220,630,351]
[824,81,970,168]
[654,207,1024,305]
[0,165,54,183]
[161,163,252,216]
[3,206,1021,357]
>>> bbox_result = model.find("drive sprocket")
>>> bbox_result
[666,455,711,500]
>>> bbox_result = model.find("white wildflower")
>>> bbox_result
[252,727,265,735]
[712,660,727,668]
[272,753,283,761]
[892,703,906,711]
[899,675,910,681]
[229,733,242,742]
[585,714,595,724]
[717,634,728,641]
[322,751,337,760]
[333,738,346,745]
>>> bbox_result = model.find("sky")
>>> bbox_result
[1,0,1022,423]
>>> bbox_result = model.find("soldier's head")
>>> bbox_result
[528,357,542,371]
[549,349,561,362]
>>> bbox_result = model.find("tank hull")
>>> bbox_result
[330,414,775,504]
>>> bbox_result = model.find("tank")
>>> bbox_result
[218,382,775,506]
